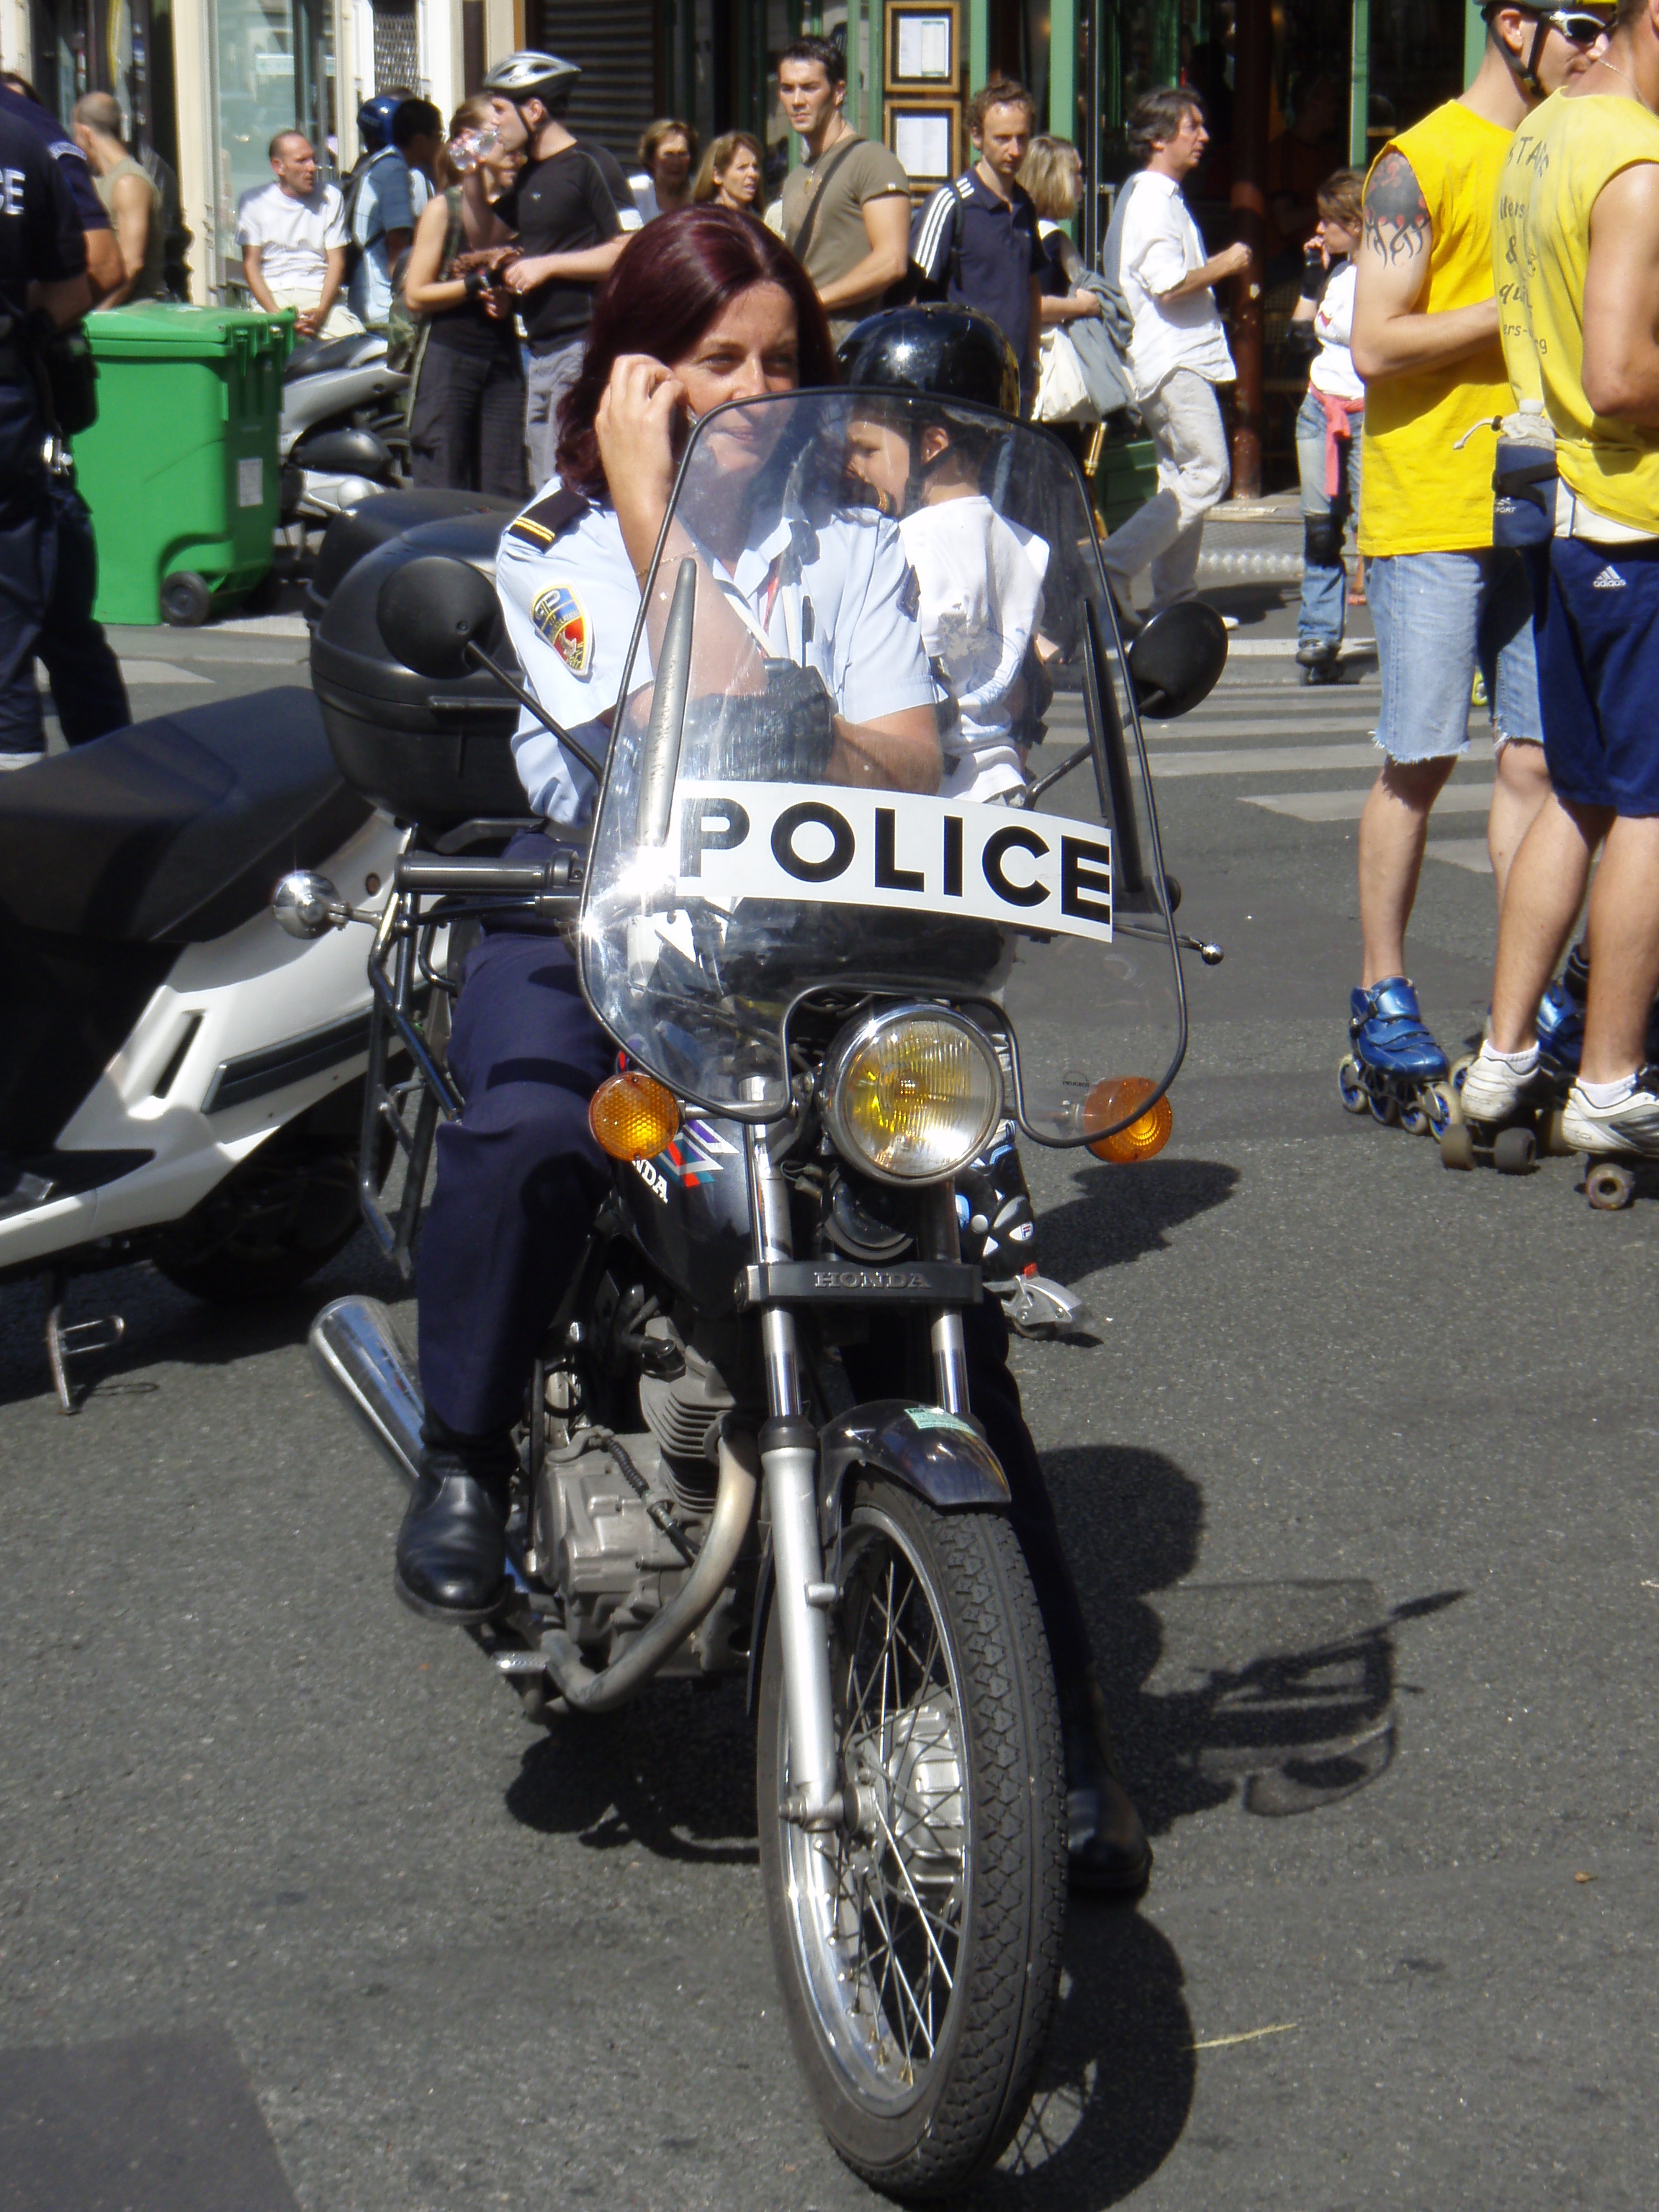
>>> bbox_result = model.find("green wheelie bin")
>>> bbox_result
[73,305,291,626]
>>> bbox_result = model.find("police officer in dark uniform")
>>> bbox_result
[0,84,130,763]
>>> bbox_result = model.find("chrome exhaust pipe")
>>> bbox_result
[537,1426,760,1714]
[310,1295,423,1484]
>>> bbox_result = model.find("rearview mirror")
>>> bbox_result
[376,555,501,680]
[1127,601,1228,719]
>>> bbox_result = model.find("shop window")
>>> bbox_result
[212,0,333,256]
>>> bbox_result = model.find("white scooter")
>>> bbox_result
[280,330,410,523]
[0,685,401,1409]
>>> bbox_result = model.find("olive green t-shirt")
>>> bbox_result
[781,135,912,343]
[95,153,166,302]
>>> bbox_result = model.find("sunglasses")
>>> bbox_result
[1532,9,1612,42]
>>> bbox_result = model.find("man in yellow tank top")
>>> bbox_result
[1338,5,1606,1131]
[1457,0,1659,1162]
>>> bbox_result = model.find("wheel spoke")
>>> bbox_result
[867,1792,957,1988]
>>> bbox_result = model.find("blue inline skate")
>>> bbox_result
[1536,942,1590,1076]
[1338,976,1456,1136]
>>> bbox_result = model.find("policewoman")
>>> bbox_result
[400,206,938,1629]
[398,210,1151,1892]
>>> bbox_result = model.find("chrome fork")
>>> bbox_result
[746,1115,840,1827]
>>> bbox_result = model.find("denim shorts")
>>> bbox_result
[1367,547,1543,761]
[1536,535,1659,816]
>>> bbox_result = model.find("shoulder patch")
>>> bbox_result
[898,562,921,621]
[508,485,590,550]
[531,583,593,675]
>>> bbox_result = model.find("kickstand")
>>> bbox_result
[45,1269,125,1415]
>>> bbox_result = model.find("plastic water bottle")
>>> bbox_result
[447,125,499,174]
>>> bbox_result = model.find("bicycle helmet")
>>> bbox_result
[481,50,581,114]
[1481,1,1611,98]
[356,93,403,153]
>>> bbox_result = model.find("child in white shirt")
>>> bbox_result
[843,401,1050,800]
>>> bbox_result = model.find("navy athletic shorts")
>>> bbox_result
[1536,533,1659,817]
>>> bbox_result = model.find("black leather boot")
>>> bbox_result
[1064,1673,1152,1896]
[393,1418,516,1624]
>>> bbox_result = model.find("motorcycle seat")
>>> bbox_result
[0,688,371,945]
[284,331,387,382]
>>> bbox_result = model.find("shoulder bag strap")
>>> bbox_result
[790,135,860,265]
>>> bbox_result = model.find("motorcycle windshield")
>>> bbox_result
[578,389,1185,1146]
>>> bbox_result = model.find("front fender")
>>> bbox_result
[745,1398,1012,1713]
[818,1398,1010,1543]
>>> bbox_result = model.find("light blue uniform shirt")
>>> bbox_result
[497,484,937,824]
[348,149,429,325]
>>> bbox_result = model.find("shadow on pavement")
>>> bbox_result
[505,1681,760,1866]
[1047,1440,1465,1834]
[0,1228,407,1413]
[982,1911,1195,2208]
[1036,1159,1241,1282]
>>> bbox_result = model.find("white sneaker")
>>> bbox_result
[1560,1076,1659,1156]
[1458,1041,1539,1123]
[0,751,43,771]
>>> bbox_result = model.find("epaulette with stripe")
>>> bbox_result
[507,485,590,549]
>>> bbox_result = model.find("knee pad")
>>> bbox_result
[1303,514,1344,568]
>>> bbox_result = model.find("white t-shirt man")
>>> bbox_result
[236,176,356,333]
[1118,169,1236,400]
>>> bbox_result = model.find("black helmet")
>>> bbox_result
[836,304,1021,419]
[482,50,580,114]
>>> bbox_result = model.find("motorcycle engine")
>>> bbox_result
[536,1336,757,1676]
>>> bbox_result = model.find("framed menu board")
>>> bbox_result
[886,3,958,91]
[886,98,961,185]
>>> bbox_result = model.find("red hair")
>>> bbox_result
[554,206,837,500]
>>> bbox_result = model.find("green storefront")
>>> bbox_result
[655,0,1485,250]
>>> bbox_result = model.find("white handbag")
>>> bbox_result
[1034,326,1097,425]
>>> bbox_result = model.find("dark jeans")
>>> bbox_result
[408,339,529,500]
[0,380,130,753]
[416,920,1093,1689]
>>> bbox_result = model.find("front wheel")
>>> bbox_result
[757,1478,1066,2200]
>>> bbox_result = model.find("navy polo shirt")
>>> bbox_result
[912,168,1040,379]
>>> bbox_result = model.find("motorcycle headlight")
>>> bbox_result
[822,1005,1002,1187]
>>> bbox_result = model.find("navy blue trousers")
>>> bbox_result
[0,382,130,755]
[417,928,617,1439]
[416,924,1092,1686]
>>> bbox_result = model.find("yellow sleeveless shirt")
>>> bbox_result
[1359,102,1515,557]
[1495,91,1659,534]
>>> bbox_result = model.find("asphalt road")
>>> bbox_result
[3,590,1655,2211]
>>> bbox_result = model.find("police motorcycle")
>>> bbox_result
[295,386,1225,2198]
[0,688,403,1408]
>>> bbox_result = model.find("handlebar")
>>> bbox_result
[394,848,585,897]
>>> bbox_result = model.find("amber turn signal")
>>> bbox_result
[1083,1076,1173,1164]
[589,1070,680,1160]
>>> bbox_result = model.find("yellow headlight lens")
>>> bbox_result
[827,1010,1002,1184]
[1083,1076,1173,1164]
[588,1070,681,1161]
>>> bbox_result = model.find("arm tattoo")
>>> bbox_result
[1363,150,1431,264]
